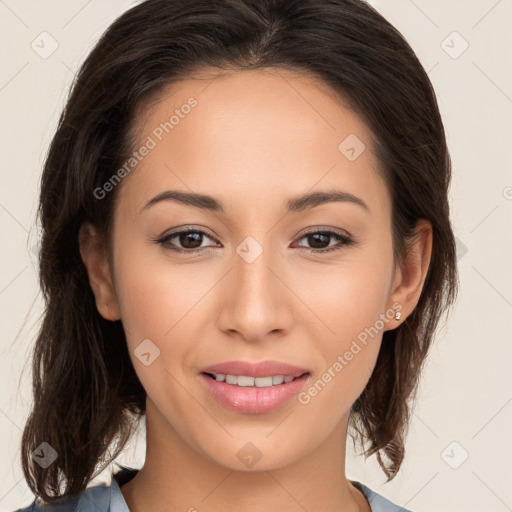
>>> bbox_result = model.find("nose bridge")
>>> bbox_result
[218,233,291,341]
[235,234,275,295]
[234,233,281,311]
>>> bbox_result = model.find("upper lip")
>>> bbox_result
[200,360,309,378]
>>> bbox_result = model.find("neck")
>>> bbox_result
[120,399,370,512]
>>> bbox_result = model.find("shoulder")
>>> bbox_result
[10,466,137,512]
[11,479,113,512]
[351,480,414,512]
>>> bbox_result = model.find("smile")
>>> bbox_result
[204,373,304,387]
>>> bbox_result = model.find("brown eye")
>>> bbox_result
[294,230,354,253]
[157,229,220,252]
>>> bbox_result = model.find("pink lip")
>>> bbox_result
[200,360,309,378]
[199,360,310,414]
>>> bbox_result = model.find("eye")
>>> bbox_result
[293,229,355,253]
[154,228,220,253]
[153,227,355,255]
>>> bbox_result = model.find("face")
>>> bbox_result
[90,68,405,471]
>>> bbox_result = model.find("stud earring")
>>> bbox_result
[395,310,402,320]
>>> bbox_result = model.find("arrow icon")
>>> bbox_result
[339,134,365,161]
[31,31,59,59]
[441,31,468,59]
[134,339,161,366]
[31,442,58,468]
[34,448,45,458]
[237,441,263,468]
[441,440,469,469]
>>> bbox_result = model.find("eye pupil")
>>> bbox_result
[180,232,202,249]
[308,233,330,248]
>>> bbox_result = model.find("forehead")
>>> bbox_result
[117,67,387,215]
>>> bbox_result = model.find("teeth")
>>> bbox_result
[210,373,299,387]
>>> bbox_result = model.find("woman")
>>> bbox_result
[15,0,458,511]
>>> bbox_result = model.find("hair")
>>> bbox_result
[19,0,458,503]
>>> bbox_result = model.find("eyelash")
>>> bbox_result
[153,228,355,254]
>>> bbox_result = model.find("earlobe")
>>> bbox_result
[387,219,433,325]
[78,222,121,321]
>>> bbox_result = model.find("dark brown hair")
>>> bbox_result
[20,0,458,503]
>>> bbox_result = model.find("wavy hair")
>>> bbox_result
[19,0,458,503]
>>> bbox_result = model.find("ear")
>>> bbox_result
[386,218,433,327]
[78,221,121,321]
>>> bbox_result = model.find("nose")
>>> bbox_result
[217,238,294,344]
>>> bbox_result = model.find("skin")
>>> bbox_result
[79,68,432,512]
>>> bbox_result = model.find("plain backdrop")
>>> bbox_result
[1,1,511,511]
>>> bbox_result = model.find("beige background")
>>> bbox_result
[1,1,511,511]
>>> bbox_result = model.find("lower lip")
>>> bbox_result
[199,373,310,414]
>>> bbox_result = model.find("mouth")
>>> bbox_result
[199,362,311,414]
[202,372,309,387]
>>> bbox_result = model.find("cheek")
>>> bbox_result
[113,241,204,341]
[295,266,388,427]
[112,245,220,391]
[294,253,394,343]
[291,251,393,408]
[112,253,201,411]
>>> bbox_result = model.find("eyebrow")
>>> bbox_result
[140,188,369,214]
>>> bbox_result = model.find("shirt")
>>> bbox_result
[13,466,413,512]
